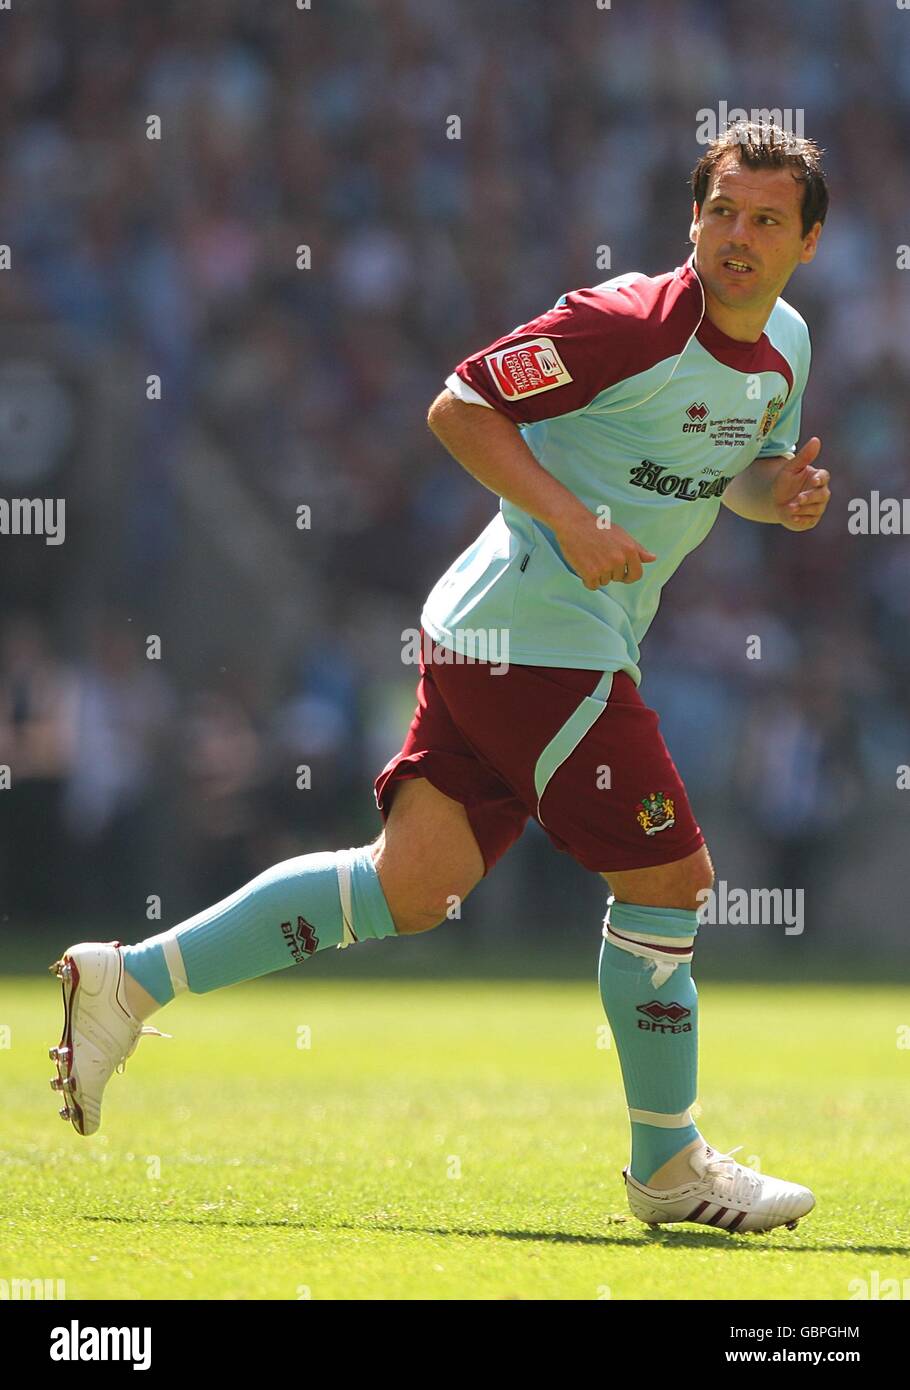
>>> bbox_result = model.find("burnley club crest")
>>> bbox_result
[636,791,676,835]
[758,394,785,439]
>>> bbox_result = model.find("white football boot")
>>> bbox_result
[624,1142,815,1233]
[48,941,170,1136]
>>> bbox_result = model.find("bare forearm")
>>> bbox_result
[722,456,788,523]
[426,390,587,532]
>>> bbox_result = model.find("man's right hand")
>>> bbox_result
[425,392,657,588]
[552,507,657,590]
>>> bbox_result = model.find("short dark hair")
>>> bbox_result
[690,122,829,237]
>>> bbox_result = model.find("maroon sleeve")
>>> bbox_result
[450,284,643,425]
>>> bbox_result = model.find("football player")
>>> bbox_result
[50,121,829,1234]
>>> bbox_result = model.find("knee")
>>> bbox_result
[372,836,476,936]
[374,779,485,935]
[387,883,465,935]
[393,905,450,936]
[605,845,715,913]
[679,846,715,912]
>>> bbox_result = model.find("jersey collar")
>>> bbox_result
[679,249,775,359]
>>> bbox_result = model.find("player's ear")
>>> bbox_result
[799,221,822,264]
[689,202,700,244]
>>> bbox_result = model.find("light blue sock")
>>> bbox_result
[122,846,396,1006]
[598,900,701,1185]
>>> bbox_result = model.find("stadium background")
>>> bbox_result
[2,0,908,974]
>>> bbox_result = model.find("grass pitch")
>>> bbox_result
[2,973,908,1300]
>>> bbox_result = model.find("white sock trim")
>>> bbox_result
[629,1106,695,1129]
[604,922,695,952]
[162,933,188,995]
[335,849,357,948]
[138,928,188,996]
[605,924,693,988]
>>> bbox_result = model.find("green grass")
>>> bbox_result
[1,975,908,1300]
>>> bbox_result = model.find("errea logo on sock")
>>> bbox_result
[281,916,319,963]
[636,1001,692,1034]
[50,1321,151,1371]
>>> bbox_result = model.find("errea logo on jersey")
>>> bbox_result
[683,401,709,433]
[484,337,572,400]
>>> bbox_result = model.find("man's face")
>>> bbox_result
[690,153,822,312]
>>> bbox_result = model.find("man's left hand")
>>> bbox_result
[772,437,830,531]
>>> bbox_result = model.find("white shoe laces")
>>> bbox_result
[115,1025,170,1075]
[700,1145,762,1206]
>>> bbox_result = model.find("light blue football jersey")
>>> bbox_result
[421,254,810,683]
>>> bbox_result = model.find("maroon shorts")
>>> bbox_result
[373,636,704,875]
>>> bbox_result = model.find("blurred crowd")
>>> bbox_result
[1,0,908,937]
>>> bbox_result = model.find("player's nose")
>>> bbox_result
[726,214,753,244]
